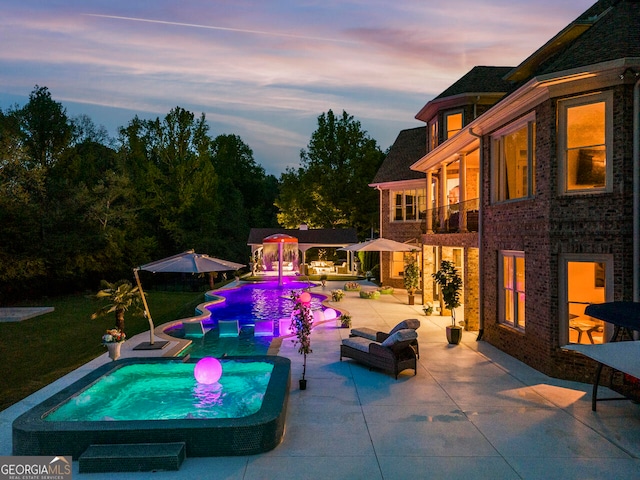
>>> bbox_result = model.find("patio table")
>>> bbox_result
[563,301,640,411]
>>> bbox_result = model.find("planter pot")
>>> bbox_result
[446,325,462,345]
[408,295,415,305]
[299,379,307,390]
[106,342,122,361]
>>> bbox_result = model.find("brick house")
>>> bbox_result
[409,0,640,382]
[371,66,514,329]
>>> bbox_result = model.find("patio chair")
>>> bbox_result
[340,328,418,379]
[351,318,420,358]
[218,319,240,337]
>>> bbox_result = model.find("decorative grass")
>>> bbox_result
[0,290,204,411]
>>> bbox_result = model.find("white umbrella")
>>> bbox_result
[339,238,418,252]
[138,250,245,273]
[133,250,245,349]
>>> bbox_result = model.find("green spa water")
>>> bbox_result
[45,360,273,421]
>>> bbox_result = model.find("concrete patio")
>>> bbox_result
[1,280,639,479]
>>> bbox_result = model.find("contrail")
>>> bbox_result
[83,13,355,44]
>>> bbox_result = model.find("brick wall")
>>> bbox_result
[481,85,636,382]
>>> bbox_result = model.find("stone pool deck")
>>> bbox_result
[1,280,640,479]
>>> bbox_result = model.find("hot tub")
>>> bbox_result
[13,356,290,458]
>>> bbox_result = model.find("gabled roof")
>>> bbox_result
[370,127,426,185]
[247,228,358,247]
[415,66,515,122]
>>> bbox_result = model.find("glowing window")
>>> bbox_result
[558,92,612,193]
[565,260,608,345]
[500,251,525,330]
[492,116,536,202]
[445,112,463,139]
[391,189,426,222]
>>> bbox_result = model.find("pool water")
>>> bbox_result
[45,360,274,421]
[171,281,325,358]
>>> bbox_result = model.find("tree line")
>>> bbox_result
[0,87,384,304]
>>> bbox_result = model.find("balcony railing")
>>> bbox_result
[425,198,479,233]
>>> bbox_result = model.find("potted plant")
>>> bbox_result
[423,302,434,316]
[403,254,420,305]
[344,282,361,292]
[331,289,345,302]
[290,291,313,390]
[432,260,463,344]
[102,328,126,361]
[320,274,328,287]
[339,313,352,328]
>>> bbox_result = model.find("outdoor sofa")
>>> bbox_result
[340,328,418,379]
[351,318,420,358]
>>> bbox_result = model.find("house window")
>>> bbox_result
[391,250,422,279]
[492,114,536,202]
[559,254,613,345]
[445,112,463,139]
[499,251,525,330]
[558,92,612,193]
[392,189,426,222]
[428,118,438,151]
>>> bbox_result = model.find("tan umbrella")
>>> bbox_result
[339,237,418,252]
[133,250,245,349]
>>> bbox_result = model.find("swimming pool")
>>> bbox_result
[13,356,290,458]
[167,281,331,358]
[45,360,274,421]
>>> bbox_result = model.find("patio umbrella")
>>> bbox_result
[133,250,245,349]
[339,237,418,252]
[138,250,245,273]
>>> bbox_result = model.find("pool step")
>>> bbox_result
[78,442,186,473]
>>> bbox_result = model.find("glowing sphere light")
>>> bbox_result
[194,357,222,384]
[323,308,337,320]
[299,292,312,304]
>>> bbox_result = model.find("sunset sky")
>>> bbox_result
[0,0,595,175]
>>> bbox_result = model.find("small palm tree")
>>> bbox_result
[91,279,143,333]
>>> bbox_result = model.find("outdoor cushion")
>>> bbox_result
[388,319,420,336]
[350,327,378,341]
[341,336,371,353]
[381,329,418,347]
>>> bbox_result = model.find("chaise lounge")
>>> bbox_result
[340,329,418,379]
[350,318,420,358]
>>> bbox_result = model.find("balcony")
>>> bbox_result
[426,198,479,234]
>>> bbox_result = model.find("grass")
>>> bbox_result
[0,290,205,411]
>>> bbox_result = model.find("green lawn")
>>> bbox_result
[0,290,205,411]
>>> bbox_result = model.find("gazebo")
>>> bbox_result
[262,233,299,286]
[247,226,359,277]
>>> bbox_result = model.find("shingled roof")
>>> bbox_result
[540,0,640,75]
[370,127,426,185]
[247,228,358,246]
[506,0,640,82]
[434,66,515,100]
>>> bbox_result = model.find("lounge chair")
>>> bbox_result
[351,318,420,358]
[340,329,418,379]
